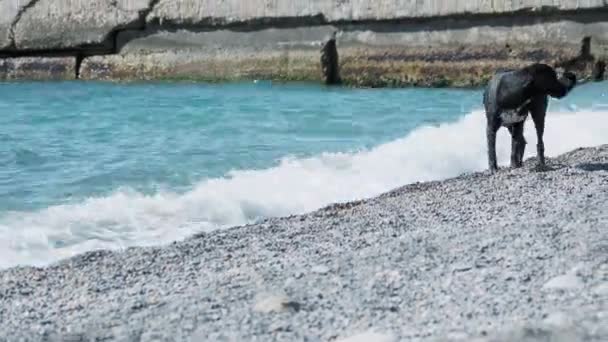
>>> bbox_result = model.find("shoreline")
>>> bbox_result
[0,78,489,91]
[1,144,606,341]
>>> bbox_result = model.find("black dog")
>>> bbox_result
[483,63,576,172]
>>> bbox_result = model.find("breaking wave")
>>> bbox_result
[1,108,606,268]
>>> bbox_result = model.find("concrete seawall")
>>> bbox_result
[1,0,607,86]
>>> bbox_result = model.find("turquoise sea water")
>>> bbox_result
[1,80,607,268]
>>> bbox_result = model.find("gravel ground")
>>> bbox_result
[1,145,607,342]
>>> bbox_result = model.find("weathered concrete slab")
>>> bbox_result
[0,0,606,53]
[0,0,25,49]
[2,1,608,84]
[147,0,608,25]
[0,57,76,80]
[81,26,336,81]
[78,15,608,87]
[12,0,151,50]
[80,48,323,82]
[116,26,336,54]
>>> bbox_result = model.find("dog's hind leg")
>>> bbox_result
[508,121,526,168]
[487,120,500,172]
[529,96,549,170]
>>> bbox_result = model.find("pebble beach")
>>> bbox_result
[0,145,606,342]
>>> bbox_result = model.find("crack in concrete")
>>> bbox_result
[321,32,341,85]
[141,0,161,26]
[8,0,42,50]
[74,0,161,78]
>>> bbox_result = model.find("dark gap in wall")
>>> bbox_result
[321,32,341,85]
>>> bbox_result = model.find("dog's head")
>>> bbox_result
[524,64,576,99]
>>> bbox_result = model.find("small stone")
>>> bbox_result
[542,273,584,291]
[284,277,296,287]
[19,288,32,296]
[311,265,330,275]
[282,301,301,312]
[336,331,396,342]
[253,294,300,313]
[452,264,473,273]
[542,311,573,328]
[270,322,291,332]
[446,331,469,340]
[592,282,608,296]
[254,294,289,313]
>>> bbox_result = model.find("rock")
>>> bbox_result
[0,0,606,85]
[12,0,151,50]
[146,0,608,25]
[445,330,470,340]
[480,325,586,342]
[543,273,584,291]
[146,0,334,25]
[592,282,608,296]
[452,264,473,273]
[0,57,75,80]
[253,294,286,313]
[0,0,24,49]
[0,0,604,58]
[253,294,299,313]
[0,0,605,84]
[311,265,330,275]
[336,330,396,342]
[79,26,334,81]
[81,17,604,87]
[542,312,574,328]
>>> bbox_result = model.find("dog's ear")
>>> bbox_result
[561,71,577,89]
